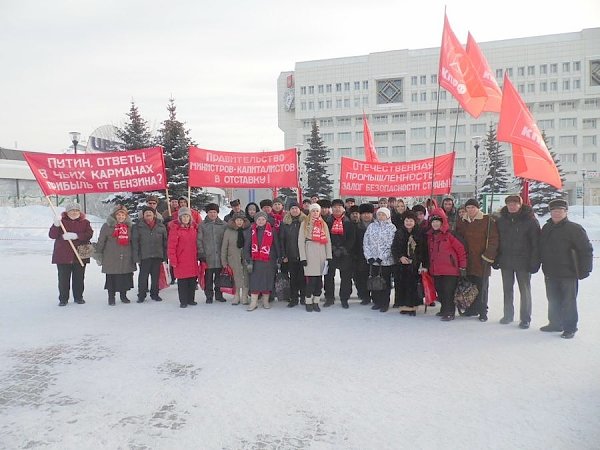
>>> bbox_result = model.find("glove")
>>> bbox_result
[246,263,253,274]
[375,258,382,264]
[53,218,61,227]
[492,262,500,270]
[326,258,332,263]
[96,259,102,266]
[302,260,307,267]
[367,258,375,264]
[459,268,467,278]
[198,256,206,263]
[62,232,78,240]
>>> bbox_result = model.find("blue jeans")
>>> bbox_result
[544,277,579,333]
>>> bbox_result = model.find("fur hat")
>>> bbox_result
[231,212,246,221]
[412,204,426,214]
[178,207,192,218]
[64,202,81,213]
[229,199,240,207]
[254,211,269,221]
[309,203,321,213]
[359,203,374,214]
[112,205,128,216]
[505,195,522,205]
[317,199,332,209]
[464,198,480,208]
[273,197,284,205]
[377,207,391,219]
[549,199,568,210]
[348,205,360,214]
[259,199,273,208]
[331,198,345,207]
[205,203,219,213]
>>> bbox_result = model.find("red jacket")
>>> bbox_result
[49,212,94,264]
[426,208,467,276]
[167,220,199,279]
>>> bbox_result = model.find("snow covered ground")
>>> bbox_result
[1,205,599,449]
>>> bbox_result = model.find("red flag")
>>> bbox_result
[497,75,561,188]
[466,32,502,113]
[363,113,379,162]
[438,14,487,118]
[521,179,530,205]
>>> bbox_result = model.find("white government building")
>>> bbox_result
[277,27,600,205]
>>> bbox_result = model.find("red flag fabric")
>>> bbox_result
[497,75,561,188]
[188,147,298,189]
[466,32,502,113]
[363,113,379,162]
[24,147,166,196]
[339,153,455,197]
[439,14,487,118]
[521,179,530,205]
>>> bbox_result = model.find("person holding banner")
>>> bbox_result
[132,207,168,303]
[221,212,251,305]
[95,205,136,305]
[298,203,332,312]
[363,207,397,312]
[243,211,280,311]
[168,207,200,308]
[197,203,226,304]
[49,202,94,306]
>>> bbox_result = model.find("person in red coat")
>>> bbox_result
[48,202,94,306]
[426,208,467,321]
[167,207,199,308]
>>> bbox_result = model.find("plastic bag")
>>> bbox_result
[420,271,437,304]
[219,266,235,295]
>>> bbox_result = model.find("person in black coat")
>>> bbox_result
[279,201,306,307]
[539,199,593,339]
[352,203,375,304]
[494,196,541,328]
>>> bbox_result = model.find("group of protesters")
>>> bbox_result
[50,191,593,339]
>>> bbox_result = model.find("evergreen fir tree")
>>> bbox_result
[303,119,333,198]
[478,124,512,205]
[105,101,156,214]
[155,98,211,210]
[527,131,566,216]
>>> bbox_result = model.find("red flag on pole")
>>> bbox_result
[497,75,561,188]
[438,14,487,118]
[466,32,502,113]
[363,113,379,162]
[521,179,530,205]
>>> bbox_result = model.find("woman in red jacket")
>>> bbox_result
[426,208,467,321]
[167,207,199,308]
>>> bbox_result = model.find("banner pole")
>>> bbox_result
[165,186,171,217]
[187,185,191,207]
[46,195,84,267]
[429,80,443,199]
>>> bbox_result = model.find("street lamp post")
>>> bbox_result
[295,143,305,201]
[582,169,586,219]
[472,136,482,200]
[69,131,85,212]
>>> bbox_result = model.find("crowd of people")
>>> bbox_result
[49,193,593,339]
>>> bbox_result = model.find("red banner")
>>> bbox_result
[339,153,455,197]
[188,147,298,188]
[24,147,166,196]
[363,113,379,162]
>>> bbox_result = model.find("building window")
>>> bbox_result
[583,98,599,109]
[455,158,466,169]
[411,93,418,102]
[550,81,558,91]
[355,116,363,125]
[583,152,597,163]
[326,84,332,93]
[362,96,369,106]
[449,125,466,136]
[506,68,513,77]
[374,132,389,142]
[363,80,369,90]
[559,153,577,163]
[449,108,465,118]
[340,147,353,157]
[343,98,350,108]
[559,118,577,129]
[495,68,503,79]
[559,100,576,111]
[308,101,314,110]
[563,62,570,72]
[574,79,581,89]
[563,80,570,91]
[528,65,535,76]
[538,119,554,130]
[582,119,597,129]
[373,115,388,124]
[376,147,389,157]
[454,142,466,151]
[338,132,352,142]
[411,127,427,139]
[336,99,342,108]
[300,101,306,111]
[583,137,597,148]
[318,100,324,109]
[392,146,406,158]
[573,61,581,71]
[420,92,427,101]
[431,110,446,121]
[320,118,333,127]
[431,126,446,137]
[353,97,360,107]
[420,75,427,85]
[336,83,342,92]
[344,82,350,91]
[337,117,352,126]
[431,91,438,101]
[354,81,360,90]
[411,144,427,155]
[518,84,525,93]
[302,120,311,128]
[518,66,525,76]
[433,142,446,153]
[440,91,447,100]
[321,133,334,143]
[355,131,364,141]
[540,64,547,75]
[326,99,332,109]
[527,83,535,93]
[539,102,554,112]
[376,78,403,104]
[559,136,577,146]
[540,81,547,92]
[550,63,558,74]
[471,123,486,134]
[411,76,418,86]
[308,86,314,94]
[411,112,426,121]
[545,136,555,146]
[300,86,306,95]
[318,85,324,94]
[391,113,406,123]
[431,74,438,84]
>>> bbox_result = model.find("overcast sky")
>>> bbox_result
[1,0,598,154]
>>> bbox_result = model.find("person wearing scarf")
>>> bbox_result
[243,211,280,311]
[221,212,251,305]
[96,205,136,305]
[271,198,285,232]
[168,207,199,308]
[298,203,332,312]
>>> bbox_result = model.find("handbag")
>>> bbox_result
[198,261,207,290]
[454,278,479,312]
[219,266,235,289]
[420,271,437,305]
[366,264,387,291]
[275,268,291,301]
[77,243,95,259]
[158,262,170,290]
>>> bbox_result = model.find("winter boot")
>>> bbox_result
[108,292,116,306]
[247,294,259,311]
[120,292,131,303]
[312,297,321,312]
[261,294,271,309]
[232,289,241,305]
[240,288,249,305]
[341,298,349,309]
[287,299,299,308]
[323,298,334,307]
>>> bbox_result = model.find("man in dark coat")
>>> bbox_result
[279,201,306,307]
[324,199,356,308]
[223,199,243,223]
[495,195,540,329]
[352,203,374,304]
[441,196,458,231]
[539,199,593,339]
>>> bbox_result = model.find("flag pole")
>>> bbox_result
[165,186,171,217]
[429,79,443,199]
[46,195,85,267]
[187,185,191,207]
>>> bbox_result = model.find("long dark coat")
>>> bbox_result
[49,212,94,264]
[495,205,540,272]
[279,212,306,262]
[540,217,593,279]
[131,219,168,263]
[95,214,136,274]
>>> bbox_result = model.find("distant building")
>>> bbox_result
[277,28,600,205]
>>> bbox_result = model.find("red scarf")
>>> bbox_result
[251,222,273,261]
[113,223,130,246]
[311,219,328,244]
[331,214,345,235]
[272,211,284,231]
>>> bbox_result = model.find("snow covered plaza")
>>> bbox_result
[0,206,597,449]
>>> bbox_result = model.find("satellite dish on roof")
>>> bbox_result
[85,125,123,153]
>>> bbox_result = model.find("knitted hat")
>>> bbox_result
[231,212,246,221]
[549,199,568,210]
[309,203,321,213]
[205,203,219,213]
[141,206,156,215]
[178,207,191,218]
[288,200,299,209]
[331,198,344,207]
[254,211,269,221]
[377,207,391,219]
[64,202,81,213]
[317,199,332,209]
[359,203,374,214]
[464,198,480,208]
[505,195,522,205]
[259,199,273,208]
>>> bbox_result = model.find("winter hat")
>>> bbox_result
[429,214,443,223]
[229,199,241,207]
[345,198,356,203]
[146,195,159,203]
[317,199,332,209]
[205,203,219,213]
[231,212,246,221]
[348,205,360,214]
[377,207,391,219]
[273,197,284,205]
[254,211,269,221]
[259,199,273,208]
[412,204,427,214]
[65,202,81,213]
[309,203,322,213]
[464,198,480,208]
[141,206,156,215]
[288,200,299,209]
[112,205,128,216]
[178,207,192,219]
[331,198,345,207]
[359,203,374,214]
[505,195,522,205]
[404,210,418,222]
[549,199,568,210]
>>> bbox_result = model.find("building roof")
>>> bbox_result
[0,147,25,161]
